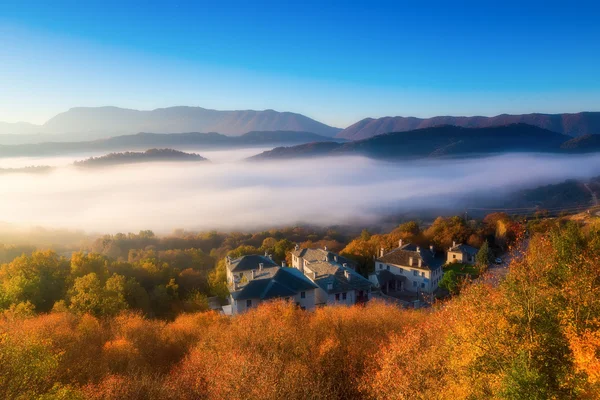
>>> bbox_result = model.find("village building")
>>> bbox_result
[371,240,445,295]
[447,241,479,265]
[225,254,318,315]
[291,246,372,305]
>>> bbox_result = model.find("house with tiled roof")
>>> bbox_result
[447,241,479,265]
[372,240,445,294]
[225,253,279,289]
[226,254,318,314]
[291,245,371,305]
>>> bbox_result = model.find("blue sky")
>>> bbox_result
[1,0,599,127]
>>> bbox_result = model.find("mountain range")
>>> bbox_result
[336,112,600,140]
[0,130,343,158]
[249,124,600,161]
[0,106,341,142]
[4,108,600,146]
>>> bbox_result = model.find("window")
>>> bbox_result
[412,281,417,287]
[246,299,252,308]
[300,291,306,299]
[413,270,418,276]
[398,268,403,274]
[453,254,456,259]
[335,293,340,301]
[421,283,425,288]
[342,292,347,300]
[379,264,383,270]
[421,272,425,277]
[386,265,390,271]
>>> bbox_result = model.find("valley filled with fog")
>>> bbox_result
[1,148,600,233]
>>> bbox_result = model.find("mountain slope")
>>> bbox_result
[40,106,340,138]
[337,112,600,140]
[0,130,343,158]
[249,124,578,161]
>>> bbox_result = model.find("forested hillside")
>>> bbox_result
[1,217,599,399]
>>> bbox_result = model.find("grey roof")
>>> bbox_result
[231,267,318,301]
[377,243,445,271]
[449,243,479,256]
[291,247,357,269]
[227,254,278,273]
[304,261,372,294]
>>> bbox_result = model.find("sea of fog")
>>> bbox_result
[1,148,600,233]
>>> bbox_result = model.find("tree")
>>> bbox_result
[476,240,493,271]
[69,273,105,316]
[439,270,459,294]
[0,251,69,312]
[102,274,128,316]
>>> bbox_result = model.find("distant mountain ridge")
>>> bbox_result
[249,124,600,161]
[0,106,341,141]
[0,130,344,158]
[337,112,600,140]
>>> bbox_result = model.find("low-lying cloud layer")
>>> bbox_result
[2,149,600,233]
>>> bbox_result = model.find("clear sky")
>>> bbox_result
[1,0,599,128]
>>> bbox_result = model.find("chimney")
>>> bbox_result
[251,270,256,279]
[310,271,317,280]
[399,239,403,248]
[268,254,273,260]
[380,247,385,258]
[430,245,434,254]
[233,280,238,291]
[409,256,413,266]
[334,255,338,262]
[226,256,231,265]
[453,241,456,247]
[324,245,328,251]
[418,258,422,268]
[295,244,299,251]
[282,261,287,268]
[259,263,264,271]
[343,263,348,268]
[344,270,351,281]
[417,246,421,253]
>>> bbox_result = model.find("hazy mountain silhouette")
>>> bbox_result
[0,130,344,158]
[337,112,600,140]
[250,124,600,161]
[0,106,340,141]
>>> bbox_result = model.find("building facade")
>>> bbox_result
[447,242,479,265]
[372,240,445,294]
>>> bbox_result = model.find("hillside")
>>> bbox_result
[337,111,600,140]
[0,130,342,158]
[249,124,577,161]
[560,134,600,151]
[73,149,207,167]
[0,106,341,142]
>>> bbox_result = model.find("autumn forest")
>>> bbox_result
[0,213,598,399]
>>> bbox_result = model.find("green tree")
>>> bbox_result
[0,251,69,312]
[69,273,105,316]
[476,240,493,271]
[439,270,459,294]
[102,274,128,315]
